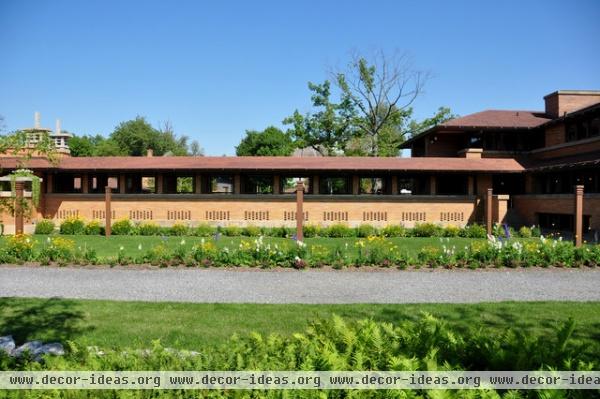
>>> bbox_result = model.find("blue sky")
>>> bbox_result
[1,0,599,155]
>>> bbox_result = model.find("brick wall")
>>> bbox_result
[513,194,600,229]
[545,92,600,118]
[42,194,479,228]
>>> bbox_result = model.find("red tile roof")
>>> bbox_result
[441,110,551,129]
[0,156,526,173]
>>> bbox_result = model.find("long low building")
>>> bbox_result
[1,90,599,233]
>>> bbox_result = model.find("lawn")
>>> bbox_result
[1,234,485,259]
[1,298,598,351]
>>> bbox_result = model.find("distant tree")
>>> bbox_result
[408,106,458,136]
[189,140,204,156]
[236,126,295,156]
[334,50,428,156]
[108,117,191,156]
[283,81,355,156]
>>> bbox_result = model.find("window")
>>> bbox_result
[53,174,83,193]
[141,177,155,193]
[281,177,311,194]
[437,174,468,195]
[241,175,273,194]
[88,174,119,193]
[209,175,233,193]
[319,176,350,195]
[176,177,194,193]
[397,175,429,195]
[359,177,386,194]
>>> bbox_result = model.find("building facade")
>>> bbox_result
[1,90,599,233]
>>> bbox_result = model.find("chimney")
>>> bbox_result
[147,148,153,157]
[544,90,600,118]
[34,111,40,128]
[55,119,61,135]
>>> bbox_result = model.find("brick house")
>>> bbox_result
[2,90,599,233]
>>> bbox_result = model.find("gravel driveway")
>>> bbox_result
[1,266,599,304]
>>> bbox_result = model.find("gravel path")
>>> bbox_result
[1,266,599,303]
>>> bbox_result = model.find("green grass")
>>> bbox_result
[1,298,598,350]
[1,235,485,259]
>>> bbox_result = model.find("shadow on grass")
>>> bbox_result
[0,297,90,344]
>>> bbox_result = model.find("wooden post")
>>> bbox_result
[105,186,112,237]
[430,176,437,195]
[352,175,359,195]
[15,181,24,235]
[574,185,584,247]
[390,176,398,195]
[273,175,280,194]
[296,181,304,242]
[486,188,493,236]
[194,175,202,194]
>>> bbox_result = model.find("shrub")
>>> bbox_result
[356,224,378,238]
[137,222,162,236]
[222,226,242,236]
[4,234,35,261]
[34,219,55,235]
[531,225,541,237]
[381,224,407,237]
[111,218,133,235]
[242,225,261,237]
[84,220,103,235]
[324,224,354,238]
[411,223,442,237]
[194,224,215,237]
[518,226,533,238]
[59,216,86,235]
[460,223,487,238]
[169,223,189,236]
[443,225,461,237]
[303,224,321,238]
[37,237,75,264]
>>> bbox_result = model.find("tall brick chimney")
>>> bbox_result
[544,90,600,118]
[147,148,153,157]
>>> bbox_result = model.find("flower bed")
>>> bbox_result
[2,234,599,269]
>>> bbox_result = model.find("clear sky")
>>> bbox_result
[1,0,599,155]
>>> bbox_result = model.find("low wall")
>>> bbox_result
[42,194,479,228]
[513,194,600,230]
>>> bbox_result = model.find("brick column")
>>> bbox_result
[119,174,126,194]
[486,188,493,236]
[194,175,202,194]
[105,186,112,237]
[156,174,163,194]
[46,174,53,193]
[390,176,398,195]
[296,181,304,241]
[234,174,241,194]
[15,181,25,235]
[81,174,89,194]
[574,185,584,247]
[312,175,320,194]
[429,176,437,195]
[352,175,359,195]
[467,176,475,196]
[273,175,280,194]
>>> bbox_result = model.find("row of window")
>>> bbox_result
[50,173,474,196]
[534,169,600,194]
[565,110,600,142]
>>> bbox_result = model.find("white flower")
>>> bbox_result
[180,239,186,246]
[138,244,142,251]
[119,246,124,251]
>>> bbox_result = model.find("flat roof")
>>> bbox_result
[0,156,527,173]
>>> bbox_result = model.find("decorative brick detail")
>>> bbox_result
[57,209,79,219]
[206,210,230,221]
[363,211,387,222]
[401,212,426,222]
[244,210,269,221]
[129,210,153,220]
[440,212,464,222]
[323,211,348,222]
[284,210,308,221]
[167,210,191,220]
[92,210,115,219]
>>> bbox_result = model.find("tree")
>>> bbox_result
[236,126,295,156]
[283,81,355,156]
[408,107,458,137]
[334,50,428,155]
[109,117,191,156]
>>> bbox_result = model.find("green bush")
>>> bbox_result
[460,223,487,238]
[303,224,321,238]
[443,225,461,237]
[222,226,242,236]
[532,225,542,237]
[194,224,215,237]
[137,222,162,236]
[84,220,103,235]
[242,225,262,237]
[59,216,86,235]
[518,226,533,238]
[356,224,378,237]
[411,223,443,237]
[324,223,354,238]
[381,224,407,237]
[111,218,133,235]
[34,219,55,234]
[169,223,189,236]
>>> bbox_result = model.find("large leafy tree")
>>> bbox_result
[408,106,458,137]
[283,81,355,156]
[334,50,428,156]
[236,126,295,156]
